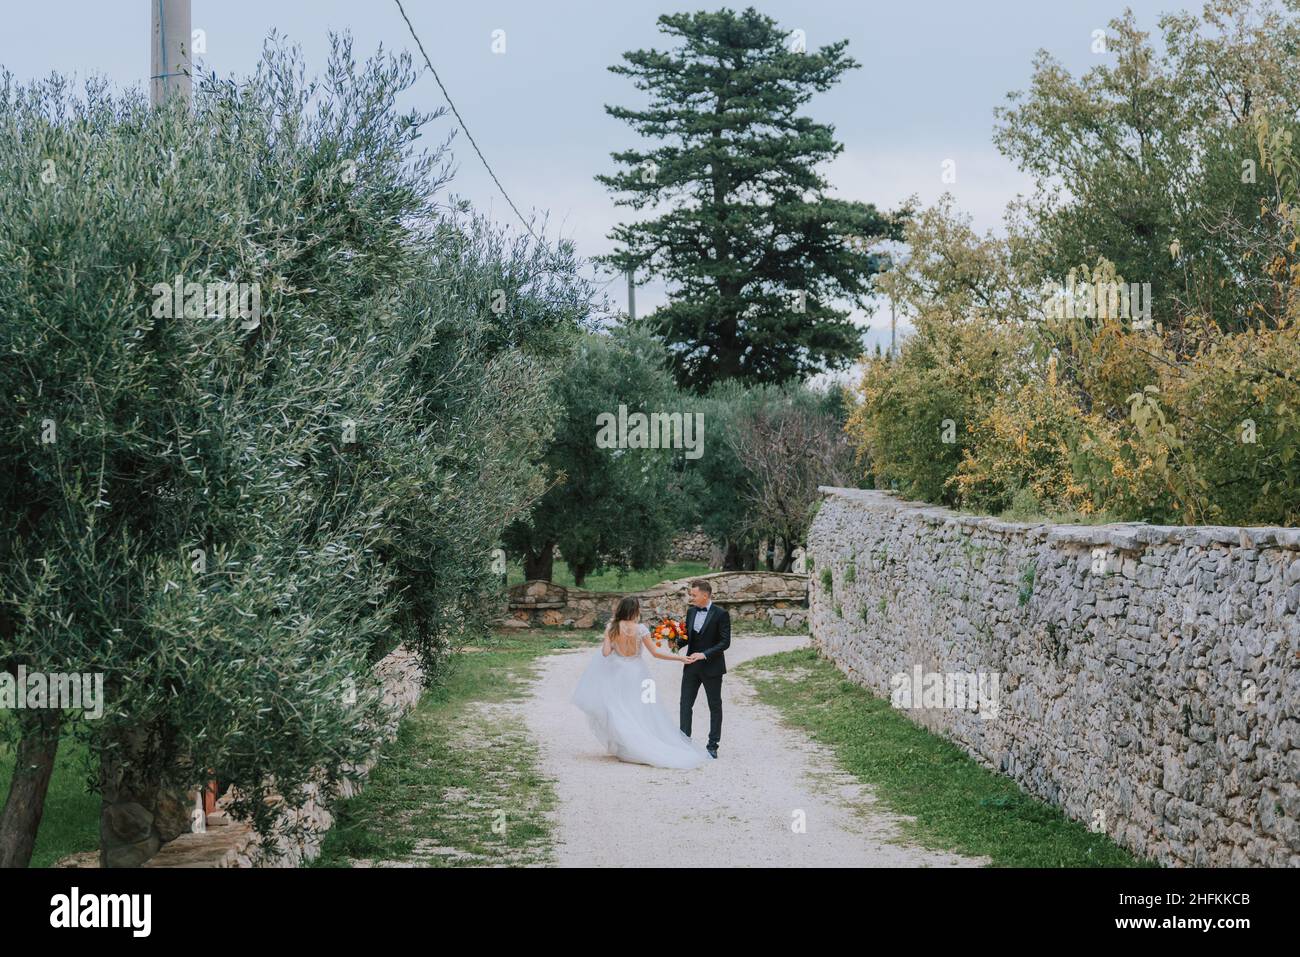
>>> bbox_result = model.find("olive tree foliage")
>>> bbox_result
[386,214,588,677]
[678,381,769,570]
[0,37,586,865]
[502,325,686,587]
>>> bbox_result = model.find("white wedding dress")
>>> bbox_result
[571,623,710,769]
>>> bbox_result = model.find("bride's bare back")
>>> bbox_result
[609,621,643,657]
[601,614,687,665]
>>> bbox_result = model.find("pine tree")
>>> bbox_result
[598,7,903,391]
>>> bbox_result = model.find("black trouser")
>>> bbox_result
[680,670,723,749]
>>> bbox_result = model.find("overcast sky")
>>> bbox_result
[1,0,1195,359]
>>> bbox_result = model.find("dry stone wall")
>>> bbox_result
[670,527,716,562]
[503,571,808,631]
[807,487,1299,867]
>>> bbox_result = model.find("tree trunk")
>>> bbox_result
[776,535,795,573]
[523,545,555,582]
[764,540,775,571]
[721,539,743,571]
[0,710,61,868]
[99,726,166,868]
[572,567,587,588]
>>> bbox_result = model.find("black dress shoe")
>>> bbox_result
[707,746,718,759]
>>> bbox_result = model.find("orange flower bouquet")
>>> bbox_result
[651,617,688,653]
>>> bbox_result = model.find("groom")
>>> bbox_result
[680,580,730,759]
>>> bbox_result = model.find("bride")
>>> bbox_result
[571,596,711,769]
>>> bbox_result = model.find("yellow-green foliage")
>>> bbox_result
[847,321,1020,505]
[952,371,1092,516]
[856,291,1300,526]
[847,177,1300,526]
[846,199,1029,506]
[845,4,1300,528]
[1164,325,1300,524]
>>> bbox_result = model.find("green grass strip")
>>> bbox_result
[739,648,1156,868]
[314,630,595,867]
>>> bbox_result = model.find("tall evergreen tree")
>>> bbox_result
[598,7,902,391]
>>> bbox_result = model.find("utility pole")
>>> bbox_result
[151,0,193,107]
[878,250,898,359]
[626,269,636,321]
[890,293,896,359]
[112,0,195,866]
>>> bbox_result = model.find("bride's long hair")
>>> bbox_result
[604,596,641,642]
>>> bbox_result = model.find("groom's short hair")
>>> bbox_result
[690,580,712,595]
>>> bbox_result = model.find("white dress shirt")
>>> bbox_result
[692,601,712,636]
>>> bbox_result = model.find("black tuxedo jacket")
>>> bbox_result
[683,602,730,677]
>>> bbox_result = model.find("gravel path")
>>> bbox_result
[518,634,987,868]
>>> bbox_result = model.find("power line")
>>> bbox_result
[392,0,538,242]
[392,2,631,304]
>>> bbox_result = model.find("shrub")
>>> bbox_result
[1018,562,1037,606]
[846,198,1031,505]
[1166,325,1300,525]
[953,374,1092,516]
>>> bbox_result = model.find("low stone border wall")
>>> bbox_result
[502,570,808,631]
[807,486,1300,867]
[57,645,424,868]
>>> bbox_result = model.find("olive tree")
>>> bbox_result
[0,37,585,866]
